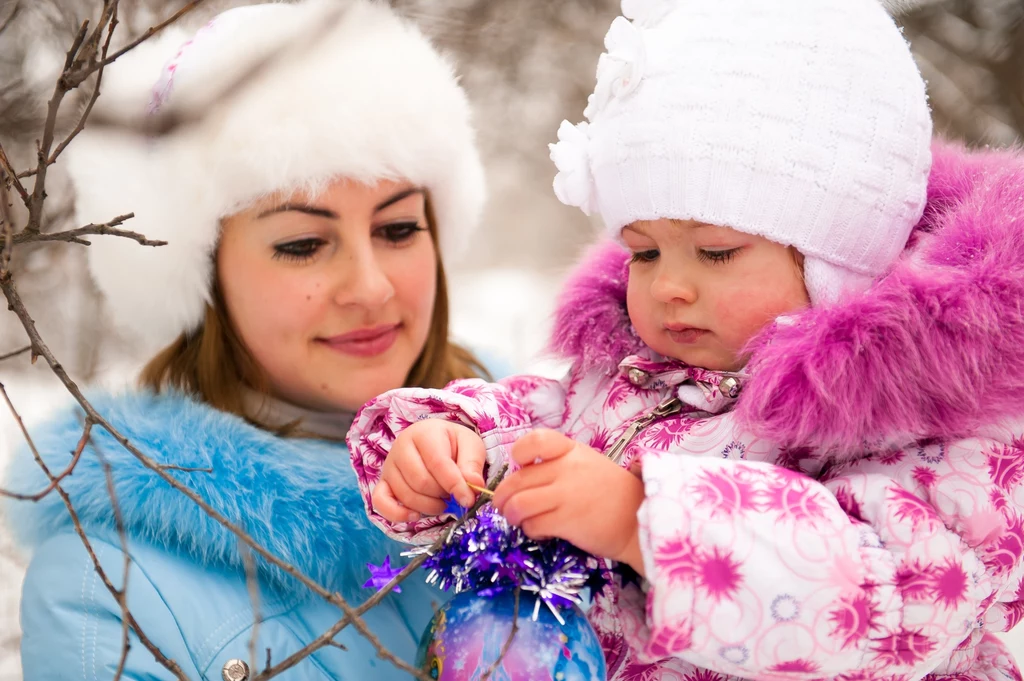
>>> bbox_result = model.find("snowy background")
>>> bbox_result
[0,0,1022,677]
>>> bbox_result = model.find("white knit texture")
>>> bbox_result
[552,0,933,302]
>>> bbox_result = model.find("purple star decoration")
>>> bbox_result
[408,505,609,622]
[443,496,466,518]
[363,555,403,593]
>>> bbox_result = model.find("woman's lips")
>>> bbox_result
[319,323,401,357]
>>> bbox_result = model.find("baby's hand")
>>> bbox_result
[372,418,487,524]
[492,429,647,575]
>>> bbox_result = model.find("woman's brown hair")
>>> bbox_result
[139,198,489,431]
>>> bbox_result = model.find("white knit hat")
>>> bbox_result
[550,0,933,304]
[67,0,485,353]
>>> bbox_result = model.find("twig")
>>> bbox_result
[481,587,520,681]
[0,276,432,680]
[0,418,93,501]
[24,20,90,234]
[90,3,348,137]
[158,464,213,473]
[25,0,205,235]
[11,214,166,248]
[467,482,494,498]
[0,346,32,363]
[94,436,134,681]
[0,143,28,205]
[48,2,120,165]
[77,0,207,81]
[0,177,13,278]
[0,383,190,680]
[242,545,261,677]
[253,468,507,680]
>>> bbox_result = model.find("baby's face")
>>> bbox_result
[623,219,809,372]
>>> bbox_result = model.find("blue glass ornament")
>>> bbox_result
[416,590,606,681]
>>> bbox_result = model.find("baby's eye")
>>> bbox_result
[629,249,659,264]
[697,247,741,264]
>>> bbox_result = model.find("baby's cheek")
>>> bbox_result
[626,284,662,345]
[711,291,778,350]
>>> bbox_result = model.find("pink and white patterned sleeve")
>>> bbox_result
[632,433,1024,680]
[347,375,567,544]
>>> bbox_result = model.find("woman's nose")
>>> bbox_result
[334,247,395,309]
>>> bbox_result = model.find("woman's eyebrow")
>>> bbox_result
[374,187,425,212]
[257,204,338,219]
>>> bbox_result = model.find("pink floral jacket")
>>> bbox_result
[348,142,1024,681]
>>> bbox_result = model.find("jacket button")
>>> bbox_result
[720,377,740,398]
[222,660,250,681]
[627,368,649,386]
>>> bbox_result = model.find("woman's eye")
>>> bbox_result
[697,247,741,264]
[376,221,426,244]
[629,249,659,264]
[272,238,326,262]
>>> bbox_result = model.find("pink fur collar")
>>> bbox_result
[550,140,1024,451]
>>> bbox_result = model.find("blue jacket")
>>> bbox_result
[4,391,438,680]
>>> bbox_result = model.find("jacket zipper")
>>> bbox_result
[604,396,684,465]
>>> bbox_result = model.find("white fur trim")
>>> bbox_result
[67,0,485,351]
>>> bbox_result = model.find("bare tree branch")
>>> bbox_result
[0,173,13,277]
[11,213,166,248]
[158,464,213,473]
[481,587,520,681]
[0,418,93,501]
[0,345,32,363]
[48,2,121,165]
[90,3,349,137]
[242,545,262,677]
[253,469,507,681]
[94,436,135,681]
[0,383,190,680]
[0,143,28,205]
[73,0,208,84]
[24,20,91,232]
[0,274,434,679]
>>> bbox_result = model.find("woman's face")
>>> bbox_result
[218,178,438,412]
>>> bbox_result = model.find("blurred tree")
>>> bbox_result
[902,0,1024,146]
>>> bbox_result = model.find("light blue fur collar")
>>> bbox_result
[4,390,396,601]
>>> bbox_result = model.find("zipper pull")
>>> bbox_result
[604,397,682,465]
[606,420,646,465]
[651,396,682,418]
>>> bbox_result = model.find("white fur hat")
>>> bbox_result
[550,0,933,304]
[68,0,485,352]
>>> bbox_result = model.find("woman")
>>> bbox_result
[3,1,487,678]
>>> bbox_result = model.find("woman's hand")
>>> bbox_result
[492,429,647,576]
[372,418,487,524]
